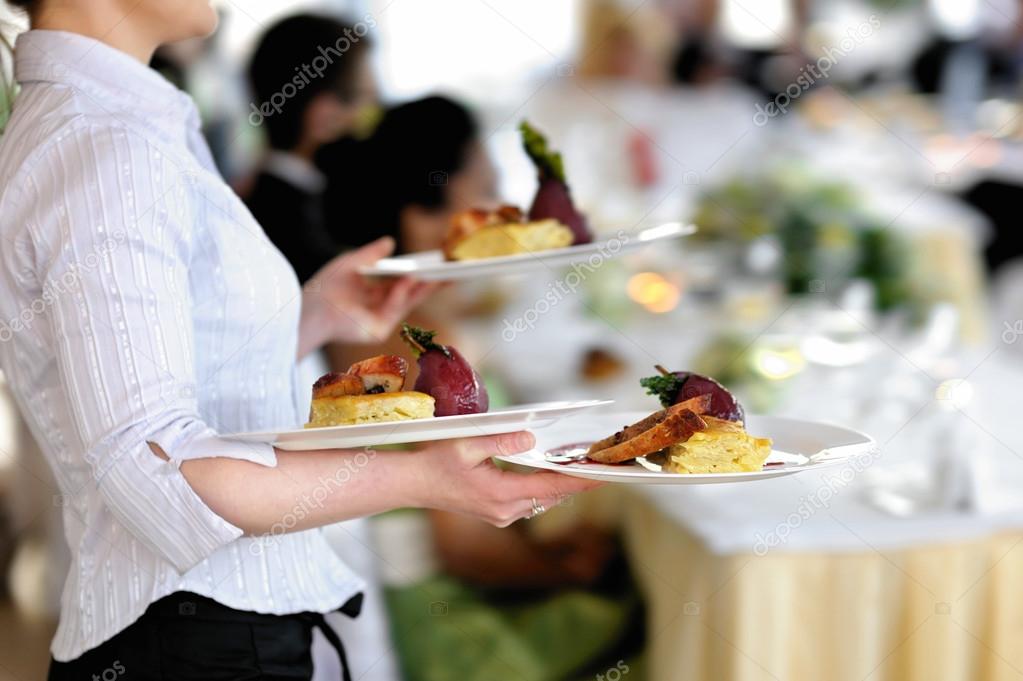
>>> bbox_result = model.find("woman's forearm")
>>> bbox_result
[178,447,423,535]
[162,431,603,537]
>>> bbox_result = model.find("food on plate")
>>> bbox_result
[663,416,772,474]
[639,365,745,422]
[442,204,573,261]
[306,326,491,427]
[306,355,435,428]
[346,354,409,393]
[520,120,593,245]
[588,404,708,464]
[401,324,489,416]
[306,390,435,428]
[587,395,711,457]
[587,369,771,473]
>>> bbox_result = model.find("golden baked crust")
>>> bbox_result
[443,205,572,261]
[664,417,772,473]
[447,220,573,261]
[306,391,435,428]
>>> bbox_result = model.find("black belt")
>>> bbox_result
[301,593,363,681]
[301,612,352,681]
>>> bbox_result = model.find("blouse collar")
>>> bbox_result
[15,30,199,142]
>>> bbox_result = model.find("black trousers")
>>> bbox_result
[48,592,358,681]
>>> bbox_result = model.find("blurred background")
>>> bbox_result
[4,0,1023,679]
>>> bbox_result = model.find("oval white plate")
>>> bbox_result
[359,222,695,281]
[495,413,875,484]
[226,400,614,451]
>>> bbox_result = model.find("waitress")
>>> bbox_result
[0,1,600,678]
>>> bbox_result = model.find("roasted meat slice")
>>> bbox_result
[587,395,712,456]
[587,409,707,464]
[312,372,365,399]
[346,355,408,393]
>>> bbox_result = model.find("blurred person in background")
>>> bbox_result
[577,0,675,85]
[662,0,732,86]
[245,13,378,284]
[323,95,500,371]
[320,94,498,254]
[323,94,642,681]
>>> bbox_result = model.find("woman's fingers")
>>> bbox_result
[365,277,439,335]
[488,482,602,527]
[419,433,605,527]
[481,471,604,527]
[376,276,420,320]
[449,431,536,465]
[340,236,396,268]
[509,470,605,501]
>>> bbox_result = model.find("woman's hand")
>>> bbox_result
[409,431,605,527]
[298,237,439,357]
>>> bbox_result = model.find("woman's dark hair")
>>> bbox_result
[320,95,479,252]
[248,13,371,151]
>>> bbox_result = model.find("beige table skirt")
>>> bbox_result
[533,488,1023,681]
[626,498,1023,681]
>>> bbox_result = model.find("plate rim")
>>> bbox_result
[359,222,696,276]
[225,399,615,443]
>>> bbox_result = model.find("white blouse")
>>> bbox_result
[0,30,363,661]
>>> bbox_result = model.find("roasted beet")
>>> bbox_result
[639,366,745,423]
[520,121,593,245]
[401,325,489,416]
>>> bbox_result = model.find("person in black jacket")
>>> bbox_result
[245,13,377,282]
[318,95,499,255]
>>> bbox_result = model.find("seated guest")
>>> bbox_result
[245,14,377,282]
[319,95,499,254]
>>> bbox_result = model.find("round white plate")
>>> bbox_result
[226,400,614,451]
[495,413,875,484]
[359,222,695,281]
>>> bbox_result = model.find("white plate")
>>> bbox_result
[226,400,614,451]
[495,413,875,484]
[359,222,696,281]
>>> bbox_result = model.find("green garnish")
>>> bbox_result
[639,365,685,407]
[400,324,451,358]
[519,120,566,184]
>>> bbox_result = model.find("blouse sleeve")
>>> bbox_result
[24,122,277,573]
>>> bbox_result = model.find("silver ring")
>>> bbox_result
[529,497,546,519]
